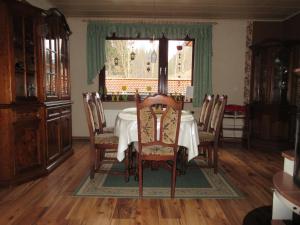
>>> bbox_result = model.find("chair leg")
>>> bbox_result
[213,145,218,174]
[207,146,212,167]
[90,165,95,179]
[90,145,97,179]
[124,148,130,182]
[171,158,177,198]
[138,156,143,198]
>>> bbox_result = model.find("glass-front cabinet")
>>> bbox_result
[43,10,71,100]
[13,13,38,100]
[44,37,58,98]
[0,1,72,186]
[59,38,70,99]
[42,8,72,171]
[249,40,298,150]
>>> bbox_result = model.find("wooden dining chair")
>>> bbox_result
[136,94,183,198]
[82,92,130,181]
[198,95,227,173]
[92,92,114,133]
[198,94,215,131]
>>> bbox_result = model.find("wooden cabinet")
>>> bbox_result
[43,8,71,101]
[249,41,298,150]
[0,0,46,185]
[0,0,72,186]
[42,9,72,171]
[45,103,72,171]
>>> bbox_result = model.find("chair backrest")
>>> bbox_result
[92,92,106,133]
[207,95,228,142]
[136,94,183,150]
[199,94,214,131]
[83,92,100,140]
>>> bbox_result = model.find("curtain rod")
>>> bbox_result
[81,19,218,25]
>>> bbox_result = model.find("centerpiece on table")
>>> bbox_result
[121,86,128,101]
[146,86,152,95]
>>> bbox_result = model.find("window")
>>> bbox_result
[100,37,194,100]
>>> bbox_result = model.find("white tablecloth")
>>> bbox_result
[114,107,199,161]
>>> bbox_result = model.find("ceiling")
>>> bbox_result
[47,0,300,20]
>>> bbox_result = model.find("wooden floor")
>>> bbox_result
[0,141,283,225]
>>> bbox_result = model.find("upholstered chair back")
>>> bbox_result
[199,94,214,131]
[136,94,182,148]
[208,95,227,137]
[83,93,99,138]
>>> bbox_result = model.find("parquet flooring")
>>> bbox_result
[0,141,282,225]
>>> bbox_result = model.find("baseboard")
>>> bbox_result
[72,136,89,142]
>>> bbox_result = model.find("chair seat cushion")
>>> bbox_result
[199,131,214,142]
[103,126,114,133]
[197,124,205,132]
[95,133,119,145]
[138,145,175,156]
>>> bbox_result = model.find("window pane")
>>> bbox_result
[105,40,159,94]
[167,40,193,95]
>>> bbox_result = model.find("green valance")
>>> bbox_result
[87,21,212,107]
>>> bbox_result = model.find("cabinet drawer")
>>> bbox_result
[47,108,61,119]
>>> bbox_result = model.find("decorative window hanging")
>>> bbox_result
[150,36,157,63]
[114,57,119,66]
[146,61,151,72]
[150,49,157,63]
[177,45,183,73]
[130,46,136,61]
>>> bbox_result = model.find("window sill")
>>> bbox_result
[101,94,192,103]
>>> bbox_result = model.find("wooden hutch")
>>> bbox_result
[0,0,72,186]
[248,17,300,150]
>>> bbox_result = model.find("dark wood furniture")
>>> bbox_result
[82,93,130,181]
[198,94,214,131]
[42,8,72,171]
[272,171,300,224]
[198,95,227,173]
[136,94,183,198]
[0,0,72,186]
[249,40,298,150]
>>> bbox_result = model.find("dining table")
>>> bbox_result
[114,107,199,162]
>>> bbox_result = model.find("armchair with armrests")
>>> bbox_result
[136,94,183,198]
[82,92,130,181]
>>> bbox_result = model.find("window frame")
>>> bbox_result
[99,34,195,101]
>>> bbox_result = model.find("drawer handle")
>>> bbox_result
[293,206,297,210]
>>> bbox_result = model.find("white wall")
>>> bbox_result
[212,21,247,105]
[67,18,247,137]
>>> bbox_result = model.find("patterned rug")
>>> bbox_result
[74,161,242,199]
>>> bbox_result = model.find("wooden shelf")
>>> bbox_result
[282,151,295,161]
[273,171,300,208]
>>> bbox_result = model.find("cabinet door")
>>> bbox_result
[44,37,59,100]
[59,38,70,99]
[46,115,60,165]
[61,108,72,152]
[14,113,43,174]
[13,15,38,100]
